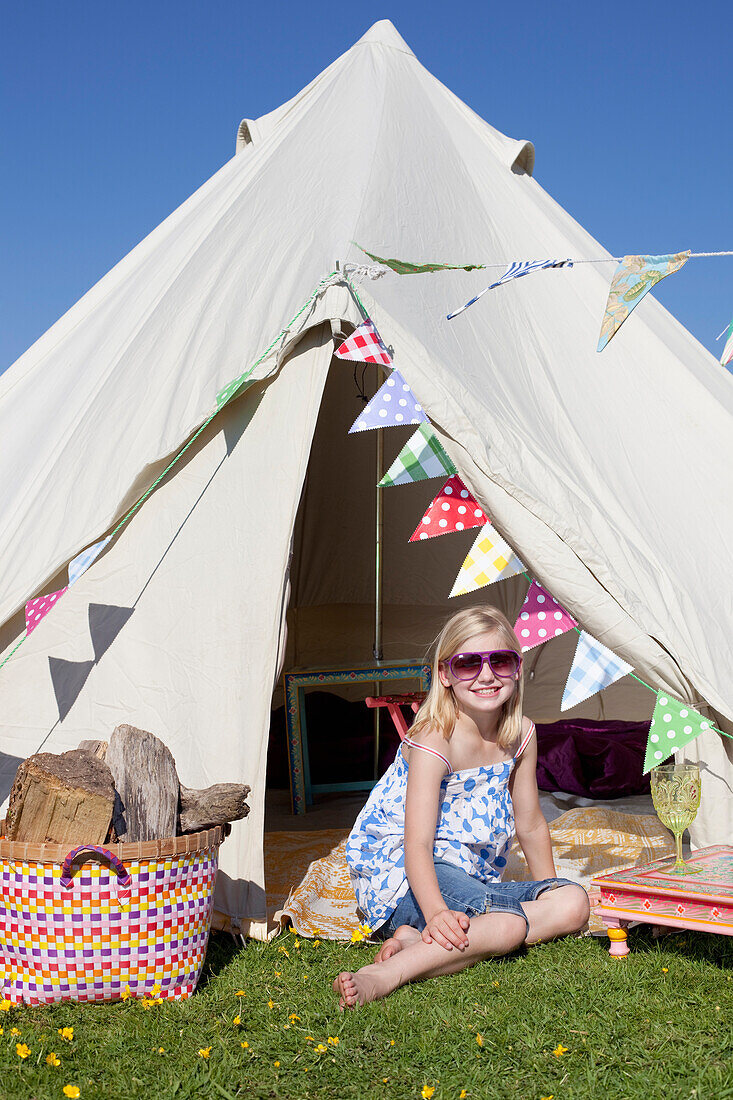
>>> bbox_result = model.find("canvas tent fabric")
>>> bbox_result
[0,21,731,935]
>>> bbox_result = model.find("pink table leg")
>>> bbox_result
[604,920,630,958]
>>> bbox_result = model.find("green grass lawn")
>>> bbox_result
[1,928,731,1100]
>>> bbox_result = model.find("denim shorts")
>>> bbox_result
[380,860,579,940]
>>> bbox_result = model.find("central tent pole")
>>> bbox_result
[373,363,386,779]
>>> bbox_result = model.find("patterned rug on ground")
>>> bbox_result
[265,808,675,938]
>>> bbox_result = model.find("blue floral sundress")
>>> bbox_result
[345,724,535,930]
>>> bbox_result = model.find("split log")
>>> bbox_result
[78,739,108,760]
[106,724,179,842]
[5,750,115,845]
[178,783,251,833]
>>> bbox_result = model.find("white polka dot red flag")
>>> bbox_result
[409,475,490,541]
[349,369,427,432]
[25,588,68,636]
[513,581,577,651]
[643,691,713,773]
[335,320,392,366]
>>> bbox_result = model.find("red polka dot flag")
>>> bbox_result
[25,587,68,636]
[513,581,577,651]
[409,476,490,542]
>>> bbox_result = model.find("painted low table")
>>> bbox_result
[592,844,733,955]
[284,659,431,814]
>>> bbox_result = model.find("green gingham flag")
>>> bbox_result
[378,424,457,487]
[643,691,713,773]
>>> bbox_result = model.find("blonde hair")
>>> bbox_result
[410,605,524,752]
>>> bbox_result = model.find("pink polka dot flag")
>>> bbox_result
[25,587,68,636]
[514,581,577,651]
[349,369,427,433]
[409,476,490,542]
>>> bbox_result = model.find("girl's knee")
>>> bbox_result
[475,911,526,953]
[558,884,590,931]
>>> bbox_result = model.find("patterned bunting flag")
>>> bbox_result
[378,424,456,487]
[335,320,392,366]
[719,316,733,368]
[409,475,489,541]
[25,588,67,636]
[349,369,427,432]
[643,692,713,772]
[561,631,634,711]
[449,524,524,597]
[514,581,577,651]
[597,252,690,351]
[68,536,113,587]
[359,246,486,275]
[447,259,574,320]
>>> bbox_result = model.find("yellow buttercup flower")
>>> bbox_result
[421,1087,436,1099]
[662,967,669,973]
[540,1095,554,1099]
[58,1027,74,1041]
[120,986,131,1001]
[267,999,274,1009]
[16,1043,30,1059]
[233,1015,241,1026]
[236,990,246,996]
[314,1043,328,1053]
[327,1036,339,1045]
[10,1027,21,1036]
[289,1013,301,1022]
[198,1047,211,1058]
[552,1044,568,1058]
[62,1088,81,1099]
[274,1061,280,1067]
[0,1000,11,1012]
[46,1053,61,1067]
[279,946,290,957]
[460,1091,468,1099]
[241,1041,249,1049]
[294,940,300,948]
[492,980,500,988]
[476,1033,484,1047]
[157,1048,165,1054]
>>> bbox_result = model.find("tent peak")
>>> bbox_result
[355,20,415,56]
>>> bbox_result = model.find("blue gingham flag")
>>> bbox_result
[447,258,574,320]
[68,536,112,587]
[561,630,634,711]
[349,368,427,432]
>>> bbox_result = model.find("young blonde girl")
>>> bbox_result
[335,605,589,1008]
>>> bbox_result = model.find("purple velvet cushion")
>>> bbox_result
[534,719,650,799]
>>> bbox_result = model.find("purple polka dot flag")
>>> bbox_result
[561,630,634,711]
[514,581,577,651]
[25,588,67,636]
[335,319,392,366]
[643,691,712,773]
[349,369,427,432]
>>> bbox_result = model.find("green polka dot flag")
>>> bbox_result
[644,690,712,772]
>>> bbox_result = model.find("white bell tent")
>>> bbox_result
[0,21,731,936]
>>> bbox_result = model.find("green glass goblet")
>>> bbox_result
[650,763,702,875]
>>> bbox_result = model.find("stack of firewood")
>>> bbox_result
[4,724,249,845]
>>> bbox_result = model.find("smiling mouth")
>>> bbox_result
[472,686,501,696]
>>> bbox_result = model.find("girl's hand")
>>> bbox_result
[422,909,470,951]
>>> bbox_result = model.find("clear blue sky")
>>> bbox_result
[2,0,731,372]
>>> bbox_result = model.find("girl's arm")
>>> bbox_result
[404,740,470,951]
[509,726,557,880]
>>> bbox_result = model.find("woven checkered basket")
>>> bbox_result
[0,825,224,1005]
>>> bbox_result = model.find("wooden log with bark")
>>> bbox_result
[179,783,251,833]
[5,749,115,845]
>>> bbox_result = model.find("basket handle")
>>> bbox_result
[60,845,132,890]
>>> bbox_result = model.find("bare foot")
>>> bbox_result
[332,963,395,1009]
[373,924,421,963]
